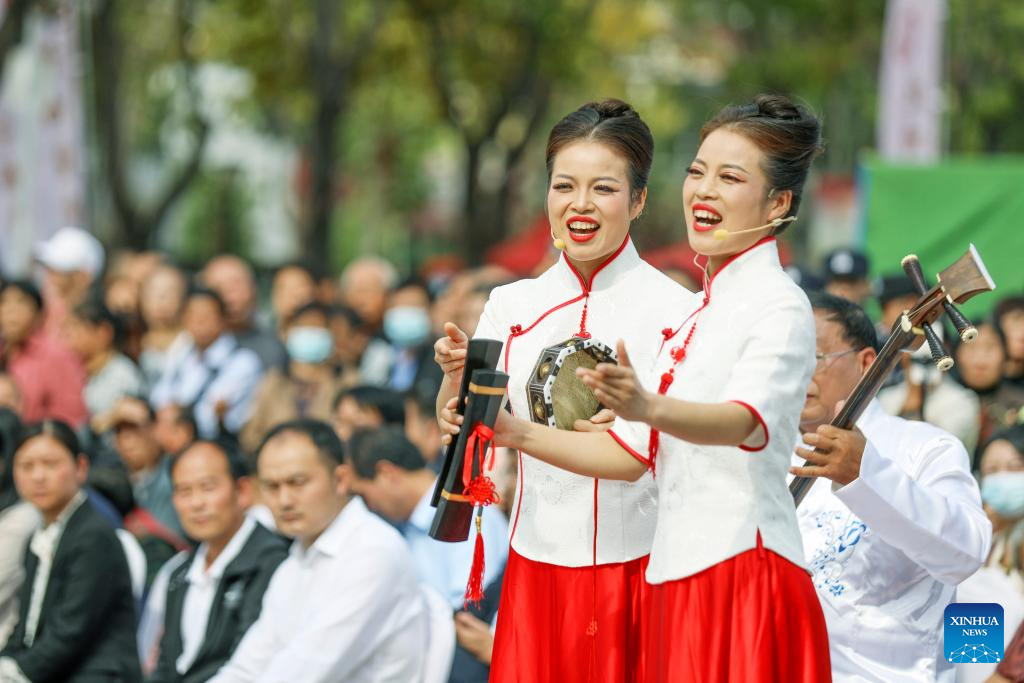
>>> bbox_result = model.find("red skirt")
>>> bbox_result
[645,535,832,683]
[489,548,649,683]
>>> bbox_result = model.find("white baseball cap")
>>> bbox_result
[35,226,105,276]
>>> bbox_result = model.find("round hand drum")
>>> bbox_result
[526,337,617,430]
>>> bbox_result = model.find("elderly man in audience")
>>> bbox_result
[791,292,992,682]
[200,255,286,373]
[150,288,263,440]
[208,419,426,682]
[149,440,287,683]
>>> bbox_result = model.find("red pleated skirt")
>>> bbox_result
[645,535,832,683]
[489,548,650,683]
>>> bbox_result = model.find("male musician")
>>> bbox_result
[790,292,992,682]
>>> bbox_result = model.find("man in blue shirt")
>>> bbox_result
[345,425,508,609]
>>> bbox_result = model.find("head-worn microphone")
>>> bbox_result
[713,216,797,241]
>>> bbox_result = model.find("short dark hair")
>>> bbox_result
[185,285,228,317]
[332,385,406,426]
[808,291,881,353]
[0,279,43,312]
[73,297,124,348]
[546,99,654,206]
[16,420,81,462]
[257,418,346,469]
[701,94,824,228]
[328,304,364,330]
[287,301,331,327]
[347,426,426,479]
[171,438,250,481]
[995,296,1024,327]
[982,424,1024,462]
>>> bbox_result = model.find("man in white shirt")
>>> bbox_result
[209,419,427,683]
[791,292,992,682]
[150,288,263,439]
[346,425,508,608]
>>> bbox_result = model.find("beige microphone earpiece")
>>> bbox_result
[713,216,796,241]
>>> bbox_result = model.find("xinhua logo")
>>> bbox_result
[944,603,1003,664]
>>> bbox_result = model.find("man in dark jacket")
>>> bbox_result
[148,440,287,683]
[1,420,141,682]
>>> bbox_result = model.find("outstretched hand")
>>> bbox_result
[434,322,469,384]
[576,340,652,423]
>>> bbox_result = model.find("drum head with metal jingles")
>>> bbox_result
[526,337,617,430]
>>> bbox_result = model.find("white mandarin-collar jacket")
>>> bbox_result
[614,237,816,584]
[473,238,694,567]
[794,400,991,683]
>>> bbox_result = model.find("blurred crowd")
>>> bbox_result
[0,226,1022,682]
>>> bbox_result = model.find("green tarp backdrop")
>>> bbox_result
[862,158,1024,318]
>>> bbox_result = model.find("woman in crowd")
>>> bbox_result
[435,99,694,681]
[955,320,1024,461]
[0,420,141,682]
[480,94,832,680]
[959,425,1024,683]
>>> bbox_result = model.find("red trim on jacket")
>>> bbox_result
[608,428,652,467]
[729,400,769,452]
[561,236,631,294]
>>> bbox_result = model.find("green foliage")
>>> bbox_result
[76,0,1024,270]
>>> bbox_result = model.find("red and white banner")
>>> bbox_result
[0,2,86,277]
[877,0,946,163]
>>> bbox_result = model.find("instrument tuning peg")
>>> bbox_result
[921,323,954,371]
[942,299,978,342]
[901,254,929,295]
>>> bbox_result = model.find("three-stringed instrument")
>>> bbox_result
[790,244,996,507]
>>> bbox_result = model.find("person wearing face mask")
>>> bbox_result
[958,426,1024,683]
[239,302,350,455]
[435,99,694,683]
[367,278,442,394]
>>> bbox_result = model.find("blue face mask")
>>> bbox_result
[384,306,431,348]
[981,471,1024,519]
[286,326,333,364]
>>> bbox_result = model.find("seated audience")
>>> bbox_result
[0,420,141,682]
[150,287,263,439]
[64,298,145,429]
[331,385,405,441]
[149,440,288,683]
[199,256,285,373]
[240,302,350,454]
[139,265,188,390]
[209,419,426,682]
[996,296,1024,390]
[955,320,1024,461]
[347,426,508,608]
[111,397,185,538]
[0,280,87,427]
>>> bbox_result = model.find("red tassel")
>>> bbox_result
[464,515,486,608]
